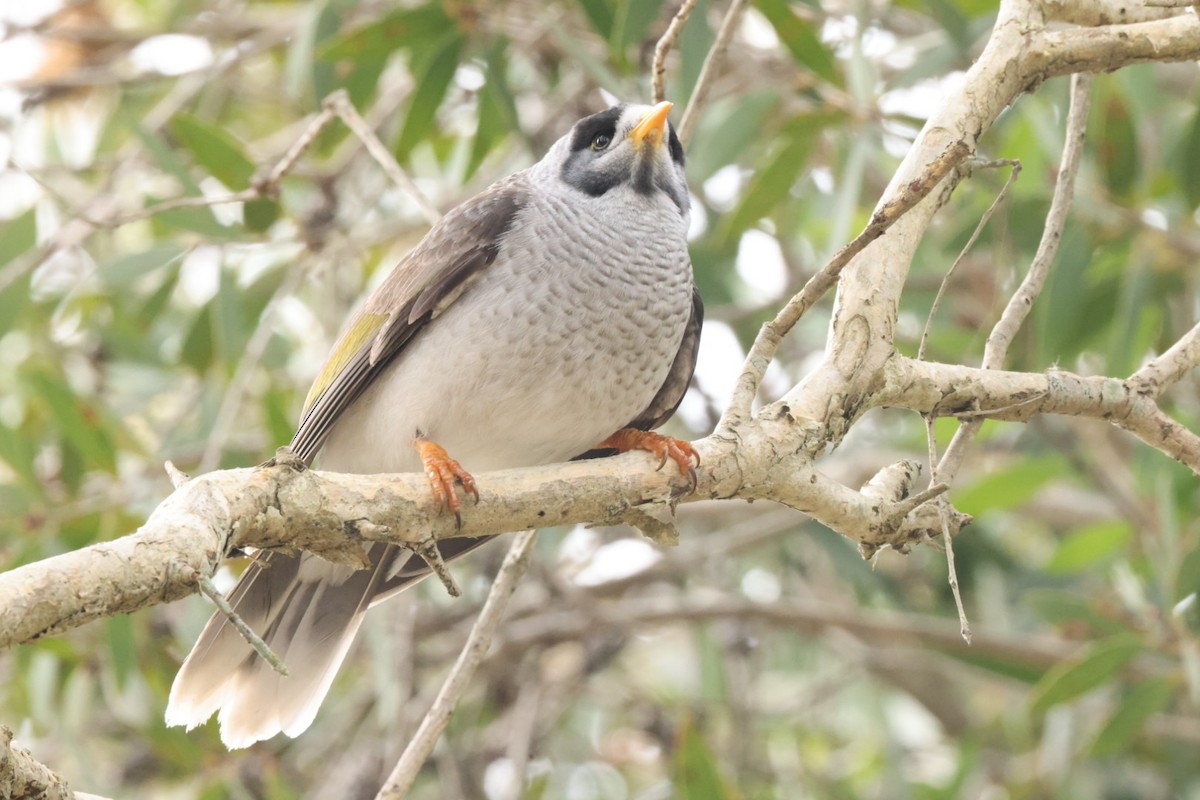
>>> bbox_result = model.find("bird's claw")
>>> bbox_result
[413,434,479,529]
[597,428,700,492]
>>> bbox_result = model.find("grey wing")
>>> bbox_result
[289,179,528,463]
[628,285,703,431]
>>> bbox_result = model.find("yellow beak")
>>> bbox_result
[628,101,673,148]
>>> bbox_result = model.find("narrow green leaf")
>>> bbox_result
[318,4,454,62]
[131,122,204,195]
[686,91,781,181]
[154,204,236,239]
[1176,545,1200,603]
[676,0,711,109]
[212,266,245,369]
[394,33,466,163]
[753,0,840,85]
[1045,521,1132,574]
[0,422,40,495]
[466,42,517,180]
[100,245,186,289]
[612,0,665,55]
[1181,107,1200,208]
[576,0,614,39]
[244,198,281,233]
[1095,93,1138,199]
[170,113,256,189]
[673,719,733,800]
[22,369,116,473]
[1089,678,1175,756]
[1030,634,1143,715]
[181,306,214,371]
[952,455,1068,517]
[721,114,829,241]
[0,209,36,268]
[106,615,136,689]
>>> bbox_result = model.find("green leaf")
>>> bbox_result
[212,266,245,369]
[952,455,1068,517]
[686,91,781,181]
[182,306,214,371]
[170,113,256,189]
[100,245,186,289]
[1176,544,1200,602]
[673,719,733,800]
[1089,677,1175,756]
[0,214,35,338]
[753,0,840,85]
[676,0,711,108]
[0,422,40,495]
[394,33,466,163]
[576,0,614,39]
[106,615,136,689]
[1094,92,1138,199]
[131,122,204,195]
[1045,521,1132,574]
[22,369,116,473]
[722,113,828,240]
[611,0,665,56]
[244,198,281,233]
[1030,633,1143,715]
[466,41,518,180]
[318,4,454,62]
[1181,107,1200,209]
[0,208,36,268]
[154,204,236,239]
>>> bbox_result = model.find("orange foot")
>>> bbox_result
[597,428,700,491]
[412,433,479,527]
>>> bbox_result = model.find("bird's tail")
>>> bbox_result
[165,537,493,749]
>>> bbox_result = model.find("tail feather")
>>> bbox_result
[166,536,496,748]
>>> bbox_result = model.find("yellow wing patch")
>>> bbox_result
[303,313,388,413]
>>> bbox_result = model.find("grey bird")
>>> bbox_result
[165,101,702,748]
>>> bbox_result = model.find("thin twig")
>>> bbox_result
[937,73,1092,482]
[324,89,441,225]
[652,0,699,104]
[720,139,971,427]
[678,0,749,145]
[917,161,1022,361]
[375,529,539,800]
[197,574,288,676]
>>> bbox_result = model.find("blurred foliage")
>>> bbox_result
[1,0,1199,798]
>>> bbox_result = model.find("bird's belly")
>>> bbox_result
[317,256,691,476]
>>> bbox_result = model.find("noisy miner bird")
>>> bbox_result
[165,101,702,748]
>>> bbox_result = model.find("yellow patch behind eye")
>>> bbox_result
[303,313,387,412]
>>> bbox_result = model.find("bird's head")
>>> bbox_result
[545,101,689,216]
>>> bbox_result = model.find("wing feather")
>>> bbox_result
[289,179,527,463]
[627,285,703,431]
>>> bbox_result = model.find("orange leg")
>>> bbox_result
[412,433,479,527]
[596,428,700,489]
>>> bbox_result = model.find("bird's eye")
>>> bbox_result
[590,133,612,151]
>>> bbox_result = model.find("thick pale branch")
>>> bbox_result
[1042,0,1182,25]
[0,421,967,650]
[1127,320,1200,398]
[0,726,76,800]
[1035,14,1200,79]
[882,357,1200,475]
